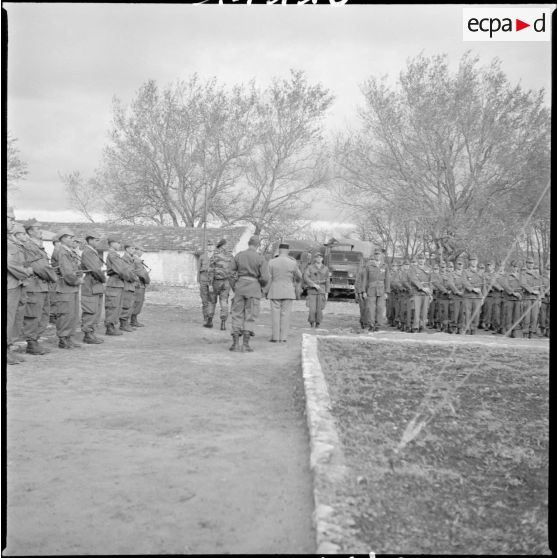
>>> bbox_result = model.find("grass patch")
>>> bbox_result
[318,338,549,555]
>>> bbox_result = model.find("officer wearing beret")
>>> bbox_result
[80,233,106,343]
[21,219,57,354]
[265,243,302,342]
[55,228,84,349]
[7,210,34,364]
[228,235,269,352]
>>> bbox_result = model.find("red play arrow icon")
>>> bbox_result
[516,18,530,31]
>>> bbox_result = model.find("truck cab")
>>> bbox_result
[322,240,363,298]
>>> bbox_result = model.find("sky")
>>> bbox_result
[5,2,553,224]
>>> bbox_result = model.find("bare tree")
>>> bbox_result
[7,132,29,192]
[60,171,108,223]
[335,53,550,262]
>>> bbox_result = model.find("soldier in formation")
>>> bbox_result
[304,252,330,329]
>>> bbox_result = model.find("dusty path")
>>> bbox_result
[5,295,355,555]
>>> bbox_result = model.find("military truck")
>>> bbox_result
[321,239,364,298]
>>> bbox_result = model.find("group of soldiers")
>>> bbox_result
[356,250,551,339]
[7,207,151,365]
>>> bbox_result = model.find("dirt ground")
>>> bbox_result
[4,290,355,555]
[318,338,550,554]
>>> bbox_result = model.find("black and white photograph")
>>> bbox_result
[4,2,552,554]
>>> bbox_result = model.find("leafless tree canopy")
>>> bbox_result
[7,132,29,192]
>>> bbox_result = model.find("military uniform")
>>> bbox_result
[80,243,106,341]
[229,242,269,351]
[303,258,330,328]
[462,259,485,334]
[105,245,136,334]
[49,244,60,323]
[198,245,215,326]
[539,267,550,337]
[520,261,541,338]
[446,263,465,334]
[431,265,449,330]
[265,250,302,341]
[22,237,57,352]
[500,264,523,337]
[120,250,139,331]
[406,259,430,332]
[481,264,498,331]
[131,252,151,327]
[398,263,412,331]
[7,228,33,362]
[361,254,390,331]
[208,244,234,329]
[55,242,83,348]
[354,259,370,329]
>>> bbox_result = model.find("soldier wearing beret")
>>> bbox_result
[500,260,523,338]
[80,234,106,343]
[265,243,302,342]
[228,235,269,352]
[520,256,541,339]
[207,238,234,331]
[54,228,84,349]
[120,244,139,332]
[131,245,151,328]
[360,249,390,332]
[21,219,58,354]
[197,240,216,328]
[6,210,34,364]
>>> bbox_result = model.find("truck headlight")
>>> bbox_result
[348,272,355,278]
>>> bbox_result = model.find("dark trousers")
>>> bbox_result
[207,279,230,321]
[120,289,136,322]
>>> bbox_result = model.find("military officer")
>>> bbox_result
[22,219,58,354]
[406,253,430,333]
[198,240,216,327]
[55,228,84,349]
[7,212,34,364]
[80,233,106,343]
[500,260,523,338]
[354,256,369,330]
[360,249,390,332]
[304,252,330,329]
[105,237,135,336]
[207,238,233,331]
[228,235,269,352]
[131,245,151,327]
[265,243,302,342]
[462,255,485,335]
[120,244,139,332]
[520,256,541,339]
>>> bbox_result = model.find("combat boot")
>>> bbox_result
[7,350,21,365]
[130,315,145,327]
[58,337,73,349]
[203,317,213,329]
[83,332,104,344]
[119,319,134,332]
[229,333,241,352]
[106,323,123,336]
[220,319,226,331]
[26,339,50,355]
[66,337,81,348]
[242,331,254,352]
[315,322,321,329]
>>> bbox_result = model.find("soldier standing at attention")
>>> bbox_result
[481,261,497,331]
[354,256,369,330]
[55,229,84,349]
[386,261,401,328]
[105,238,132,336]
[361,249,390,332]
[22,219,58,355]
[304,252,330,329]
[198,240,216,328]
[49,239,61,324]
[398,259,412,331]
[208,238,233,331]
[539,263,550,337]
[520,256,541,339]
[265,243,302,342]
[7,212,34,364]
[406,253,430,333]
[80,234,106,344]
[500,260,523,338]
[490,262,507,334]
[451,259,467,334]
[431,261,449,330]
[228,235,269,352]
[131,245,151,328]
[462,255,485,335]
[120,244,139,332]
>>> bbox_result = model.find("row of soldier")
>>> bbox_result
[7,208,151,365]
[356,250,551,339]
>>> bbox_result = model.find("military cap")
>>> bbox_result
[23,218,40,231]
[469,254,478,261]
[124,243,134,250]
[57,228,75,240]
[85,233,100,242]
[312,252,324,261]
[402,259,410,265]
[417,252,426,258]
[525,256,534,264]
[486,259,495,265]
[373,248,382,255]
[7,206,15,219]
[510,260,520,267]
[248,235,261,246]
[278,243,289,250]
[216,238,227,249]
[411,256,418,263]
[107,237,121,245]
[134,244,144,251]
[12,223,26,235]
